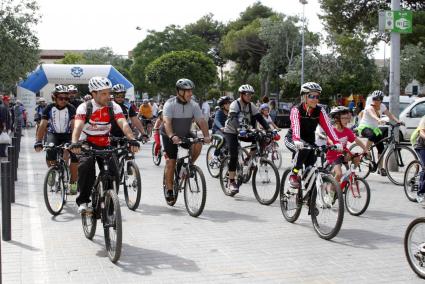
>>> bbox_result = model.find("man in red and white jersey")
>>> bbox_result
[69,76,140,214]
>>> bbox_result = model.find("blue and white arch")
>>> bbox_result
[17,64,135,122]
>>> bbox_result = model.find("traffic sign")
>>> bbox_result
[378,10,413,34]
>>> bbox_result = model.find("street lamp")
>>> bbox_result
[299,0,308,85]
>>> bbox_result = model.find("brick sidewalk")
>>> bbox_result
[1,128,424,283]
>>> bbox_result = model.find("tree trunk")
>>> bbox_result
[264,72,271,97]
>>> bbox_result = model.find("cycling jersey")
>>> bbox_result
[110,102,137,137]
[139,104,153,119]
[42,103,76,134]
[75,100,124,147]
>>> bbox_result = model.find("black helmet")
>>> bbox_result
[217,96,232,107]
[370,90,384,101]
[329,106,350,119]
[176,78,195,90]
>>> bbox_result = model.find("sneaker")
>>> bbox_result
[69,183,78,195]
[78,203,89,214]
[47,171,56,187]
[229,181,239,195]
[209,156,219,166]
[165,190,175,202]
[379,168,387,176]
[417,193,425,203]
[289,174,301,188]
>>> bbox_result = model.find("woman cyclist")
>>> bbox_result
[210,96,232,163]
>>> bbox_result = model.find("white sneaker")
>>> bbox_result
[78,203,89,214]
[417,194,425,203]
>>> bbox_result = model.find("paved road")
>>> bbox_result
[1,128,424,283]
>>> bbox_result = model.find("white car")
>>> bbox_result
[399,97,425,141]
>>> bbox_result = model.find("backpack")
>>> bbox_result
[236,100,255,128]
[85,101,115,124]
[411,127,420,146]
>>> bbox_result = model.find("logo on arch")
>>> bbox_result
[71,67,83,78]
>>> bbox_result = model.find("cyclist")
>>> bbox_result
[161,78,211,201]
[110,84,147,143]
[68,77,140,214]
[357,90,404,176]
[327,106,368,182]
[223,84,272,194]
[153,110,163,157]
[34,85,78,194]
[34,97,47,131]
[210,96,232,163]
[259,103,279,130]
[284,82,342,188]
[68,85,83,109]
[411,116,425,202]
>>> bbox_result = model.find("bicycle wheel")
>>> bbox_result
[163,172,178,206]
[269,142,283,169]
[184,165,207,217]
[344,177,371,216]
[123,160,142,210]
[152,142,162,166]
[349,144,372,179]
[385,145,418,186]
[405,217,425,279]
[206,145,220,178]
[404,160,421,202]
[82,192,98,240]
[219,157,235,196]
[310,174,344,240]
[279,169,302,223]
[239,148,251,184]
[43,166,64,216]
[103,188,122,263]
[252,159,280,205]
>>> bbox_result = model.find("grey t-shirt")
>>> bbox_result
[224,98,259,134]
[160,97,203,137]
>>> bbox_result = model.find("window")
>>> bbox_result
[411,103,425,118]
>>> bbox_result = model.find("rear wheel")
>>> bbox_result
[103,188,122,263]
[279,169,302,223]
[219,157,235,196]
[404,217,425,279]
[152,142,162,166]
[184,165,206,217]
[252,159,280,205]
[206,145,221,178]
[404,160,421,202]
[269,142,282,169]
[123,161,142,210]
[385,146,418,186]
[344,177,371,216]
[43,166,64,216]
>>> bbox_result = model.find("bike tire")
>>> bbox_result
[279,169,302,223]
[206,145,220,178]
[385,145,418,186]
[163,172,178,206]
[344,177,371,216]
[184,165,207,217]
[219,157,236,196]
[270,142,283,169]
[152,142,162,166]
[404,160,421,202]
[404,217,425,279]
[310,175,344,240]
[43,166,64,216]
[349,144,372,179]
[252,159,280,205]
[103,188,122,263]
[123,160,142,210]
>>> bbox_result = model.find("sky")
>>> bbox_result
[35,0,386,58]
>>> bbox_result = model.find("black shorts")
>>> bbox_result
[45,133,78,163]
[161,133,195,160]
[331,155,346,166]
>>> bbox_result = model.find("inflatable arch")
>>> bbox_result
[17,64,135,123]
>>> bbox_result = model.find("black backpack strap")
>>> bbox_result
[107,101,115,123]
[85,101,93,124]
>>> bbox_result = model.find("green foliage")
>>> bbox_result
[227,1,274,31]
[0,0,40,91]
[401,43,425,88]
[207,88,221,100]
[57,52,84,64]
[185,13,225,47]
[145,50,216,96]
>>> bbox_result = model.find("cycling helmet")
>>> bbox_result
[176,78,195,90]
[112,83,126,93]
[143,99,149,103]
[84,94,92,101]
[68,85,78,93]
[217,96,232,107]
[260,103,270,111]
[329,106,350,119]
[53,85,68,94]
[370,90,384,101]
[88,76,112,92]
[238,84,255,94]
[38,98,46,103]
[158,110,163,116]
[300,82,322,95]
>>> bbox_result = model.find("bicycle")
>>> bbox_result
[280,144,344,240]
[42,143,70,216]
[264,139,283,170]
[111,137,142,211]
[403,159,421,202]
[162,137,207,217]
[349,122,417,186]
[206,134,227,178]
[152,137,163,166]
[404,216,425,279]
[219,129,280,205]
[80,145,122,263]
[140,117,153,138]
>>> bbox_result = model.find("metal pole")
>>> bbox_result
[300,2,306,85]
[1,161,11,241]
[11,138,17,182]
[7,146,15,203]
[389,0,400,122]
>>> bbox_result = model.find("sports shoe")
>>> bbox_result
[379,168,387,176]
[165,189,175,202]
[289,174,301,188]
[417,193,425,203]
[47,171,56,187]
[229,181,239,195]
[78,203,90,214]
[69,183,78,195]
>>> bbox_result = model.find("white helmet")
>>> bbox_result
[300,82,322,95]
[39,98,46,103]
[53,84,68,94]
[88,76,112,92]
[111,84,126,93]
[68,85,78,93]
[238,84,255,93]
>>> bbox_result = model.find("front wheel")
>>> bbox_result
[385,146,418,186]
[123,161,142,210]
[405,217,425,279]
[404,160,421,202]
[252,159,280,205]
[152,142,162,166]
[103,189,122,263]
[206,145,221,178]
[279,169,302,223]
[184,165,206,217]
[43,166,65,216]
[344,177,371,216]
[310,174,344,240]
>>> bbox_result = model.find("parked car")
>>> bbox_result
[398,97,425,141]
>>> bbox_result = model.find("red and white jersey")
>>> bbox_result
[75,100,124,147]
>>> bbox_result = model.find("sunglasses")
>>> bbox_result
[243,92,254,96]
[114,94,125,98]
[307,94,320,100]
[56,96,69,101]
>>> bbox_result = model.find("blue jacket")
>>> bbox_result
[213,109,227,134]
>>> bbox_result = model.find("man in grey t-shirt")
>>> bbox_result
[161,78,211,202]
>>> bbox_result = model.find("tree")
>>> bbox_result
[185,13,225,47]
[400,43,425,89]
[227,1,274,32]
[0,0,40,91]
[57,52,84,64]
[131,25,209,92]
[145,50,216,96]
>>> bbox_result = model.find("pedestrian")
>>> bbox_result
[0,95,11,157]
[201,99,210,123]
[269,100,278,123]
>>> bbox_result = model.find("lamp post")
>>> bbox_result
[299,0,308,85]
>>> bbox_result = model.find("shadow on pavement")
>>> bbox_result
[8,240,40,251]
[199,209,265,223]
[13,202,35,208]
[51,204,79,222]
[360,209,416,221]
[332,228,403,249]
[135,204,187,217]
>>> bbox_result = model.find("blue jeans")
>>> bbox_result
[415,149,425,195]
